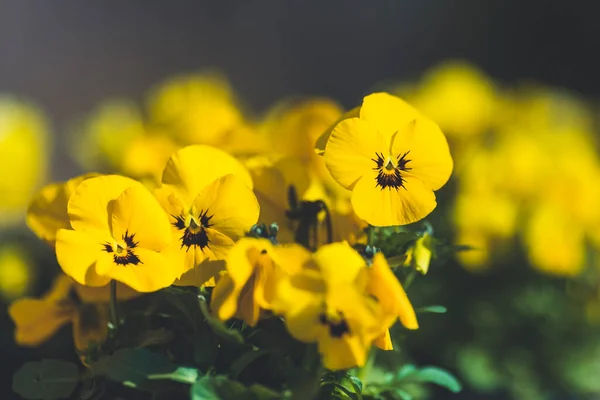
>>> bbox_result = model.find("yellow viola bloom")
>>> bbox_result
[273,242,389,370]
[404,233,433,275]
[323,93,453,226]
[211,238,277,326]
[121,133,180,185]
[55,175,179,292]
[0,96,49,226]
[147,72,244,146]
[9,274,137,350]
[27,173,99,245]
[155,145,259,284]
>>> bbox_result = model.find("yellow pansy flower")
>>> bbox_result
[155,145,259,286]
[273,242,389,370]
[322,93,453,226]
[0,96,49,226]
[56,175,179,292]
[9,274,137,350]
[27,173,99,245]
[211,238,277,326]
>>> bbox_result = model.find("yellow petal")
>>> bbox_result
[313,242,366,284]
[74,281,139,303]
[391,117,453,190]
[351,172,436,226]
[110,185,172,251]
[9,298,74,346]
[210,273,238,321]
[314,106,360,155]
[359,92,420,138]
[175,259,225,287]
[106,248,179,292]
[283,300,324,342]
[369,253,418,330]
[319,333,369,370]
[55,229,112,287]
[204,228,236,260]
[192,174,260,241]
[373,329,393,351]
[161,145,253,204]
[324,118,385,190]
[68,175,142,232]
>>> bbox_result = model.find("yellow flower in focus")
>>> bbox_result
[411,61,497,138]
[56,175,180,292]
[0,96,49,226]
[369,253,418,351]
[147,73,244,146]
[211,238,277,326]
[525,202,585,277]
[155,145,259,285]
[9,274,137,350]
[322,93,453,226]
[0,245,34,301]
[273,242,389,370]
[27,173,99,245]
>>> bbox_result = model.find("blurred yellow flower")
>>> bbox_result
[323,93,453,226]
[155,145,259,284]
[211,238,277,326]
[121,133,180,185]
[27,173,99,245]
[9,274,137,350]
[273,242,390,370]
[0,96,49,226]
[0,245,34,301]
[411,61,497,138]
[56,175,180,292]
[147,72,244,146]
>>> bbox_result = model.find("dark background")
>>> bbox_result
[1,1,599,398]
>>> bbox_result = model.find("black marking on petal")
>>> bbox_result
[175,209,214,252]
[101,230,142,266]
[318,312,351,338]
[113,250,142,266]
[122,230,138,248]
[172,215,186,230]
[372,151,412,190]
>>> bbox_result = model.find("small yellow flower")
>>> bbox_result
[211,238,277,326]
[272,242,389,370]
[9,274,137,350]
[322,93,453,226]
[56,175,179,292]
[155,145,259,285]
[404,233,433,275]
[27,173,99,245]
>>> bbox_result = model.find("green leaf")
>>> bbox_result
[396,365,418,379]
[91,348,177,387]
[394,388,413,400]
[148,366,200,384]
[12,359,79,400]
[411,366,462,393]
[198,295,244,344]
[230,349,273,379]
[190,375,250,399]
[416,305,447,314]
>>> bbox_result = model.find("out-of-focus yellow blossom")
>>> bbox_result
[147,73,245,147]
[272,242,395,370]
[456,231,491,272]
[410,61,497,139]
[369,253,418,350]
[404,232,433,275]
[155,145,259,286]
[9,274,137,350]
[56,175,180,292]
[453,192,518,240]
[121,133,180,185]
[0,245,34,301]
[27,173,99,245]
[525,202,585,277]
[322,93,453,226]
[211,238,276,326]
[0,96,49,226]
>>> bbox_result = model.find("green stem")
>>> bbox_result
[367,225,376,247]
[109,280,119,330]
[403,269,417,290]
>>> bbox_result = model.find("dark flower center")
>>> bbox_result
[319,311,351,338]
[371,151,412,190]
[172,209,213,252]
[102,230,142,266]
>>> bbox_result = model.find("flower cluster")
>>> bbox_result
[10,77,453,375]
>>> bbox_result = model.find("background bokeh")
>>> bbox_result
[3,1,600,399]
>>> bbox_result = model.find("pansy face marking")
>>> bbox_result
[102,230,142,266]
[372,150,412,190]
[318,311,351,338]
[172,209,214,251]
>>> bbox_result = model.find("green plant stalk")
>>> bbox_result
[109,280,119,330]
